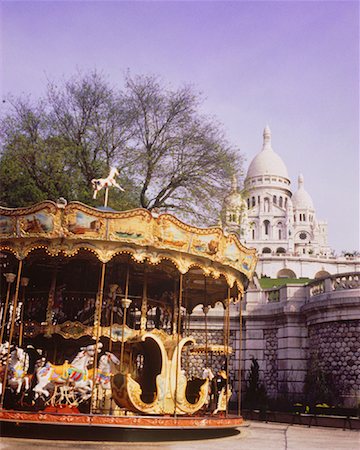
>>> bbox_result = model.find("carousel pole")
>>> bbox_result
[225,287,231,418]
[238,296,243,417]
[120,264,131,373]
[104,187,109,208]
[174,272,183,418]
[203,275,209,368]
[0,272,16,344]
[18,277,30,347]
[90,261,106,414]
[45,263,58,337]
[108,284,119,353]
[140,265,148,332]
[0,259,23,409]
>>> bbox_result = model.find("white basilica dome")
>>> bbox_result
[246,126,289,180]
[292,174,314,210]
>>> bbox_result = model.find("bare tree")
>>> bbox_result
[123,74,243,224]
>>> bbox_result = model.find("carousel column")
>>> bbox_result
[44,264,58,337]
[0,272,16,344]
[90,261,107,414]
[108,284,119,353]
[19,277,30,347]
[203,275,209,368]
[120,265,131,373]
[140,265,148,332]
[174,272,183,417]
[225,288,231,417]
[238,295,243,417]
[0,259,23,408]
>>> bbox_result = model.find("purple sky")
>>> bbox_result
[1,1,359,253]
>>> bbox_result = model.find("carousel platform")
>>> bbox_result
[0,409,244,430]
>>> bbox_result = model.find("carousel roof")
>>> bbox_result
[0,201,257,292]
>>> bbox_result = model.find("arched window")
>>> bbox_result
[293,214,296,222]
[247,198,250,208]
[276,247,286,254]
[315,270,330,279]
[278,229,282,240]
[263,220,270,236]
[277,268,297,278]
[252,197,255,207]
[262,247,272,254]
[279,196,283,207]
[273,195,277,205]
[264,197,270,212]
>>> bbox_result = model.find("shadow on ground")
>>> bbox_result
[0,422,240,442]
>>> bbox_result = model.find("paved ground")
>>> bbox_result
[0,421,359,450]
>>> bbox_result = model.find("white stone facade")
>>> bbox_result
[222,126,359,278]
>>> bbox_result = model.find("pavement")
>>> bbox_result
[0,421,359,450]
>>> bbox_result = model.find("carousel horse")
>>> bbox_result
[52,351,120,407]
[97,352,121,390]
[7,347,30,394]
[33,342,103,400]
[0,341,10,395]
[91,167,125,199]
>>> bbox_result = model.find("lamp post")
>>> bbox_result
[0,272,16,344]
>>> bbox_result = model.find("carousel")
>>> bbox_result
[0,174,257,430]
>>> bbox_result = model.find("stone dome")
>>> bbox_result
[246,126,289,180]
[292,174,314,210]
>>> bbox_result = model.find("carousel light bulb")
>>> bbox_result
[21,277,30,287]
[121,298,132,309]
[4,272,16,283]
[203,305,209,315]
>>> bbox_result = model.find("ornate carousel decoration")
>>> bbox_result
[0,182,257,428]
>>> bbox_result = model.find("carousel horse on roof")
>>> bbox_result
[91,167,125,199]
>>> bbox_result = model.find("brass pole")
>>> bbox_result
[108,284,119,353]
[0,259,23,408]
[0,275,15,344]
[90,261,106,414]
[104,187,109,208]
[19,277,29,347]
[45,263,58,337]
[140,265,148,332]
[204,275,208,368]
[225,287,231,417]
[238,296,243,417]
[174,272,183,417]
[120,265,130,372]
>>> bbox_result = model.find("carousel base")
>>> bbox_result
[0,409,244,430]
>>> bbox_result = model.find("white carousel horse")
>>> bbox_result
[33,342,103,400]
[8,347,30,394]
[0,342,10,396]
[91,167,125,199]
[97,352,120,390]
[52,351,120,406]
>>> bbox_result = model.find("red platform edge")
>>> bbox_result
[0,410,244,429]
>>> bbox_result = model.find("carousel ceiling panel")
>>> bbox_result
[0,201,257,287]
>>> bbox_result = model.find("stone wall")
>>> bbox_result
[239,273,360,406]
[308,320,360,402]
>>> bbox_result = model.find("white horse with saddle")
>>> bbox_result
[33,342,103,401]
[91,167,125,199]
